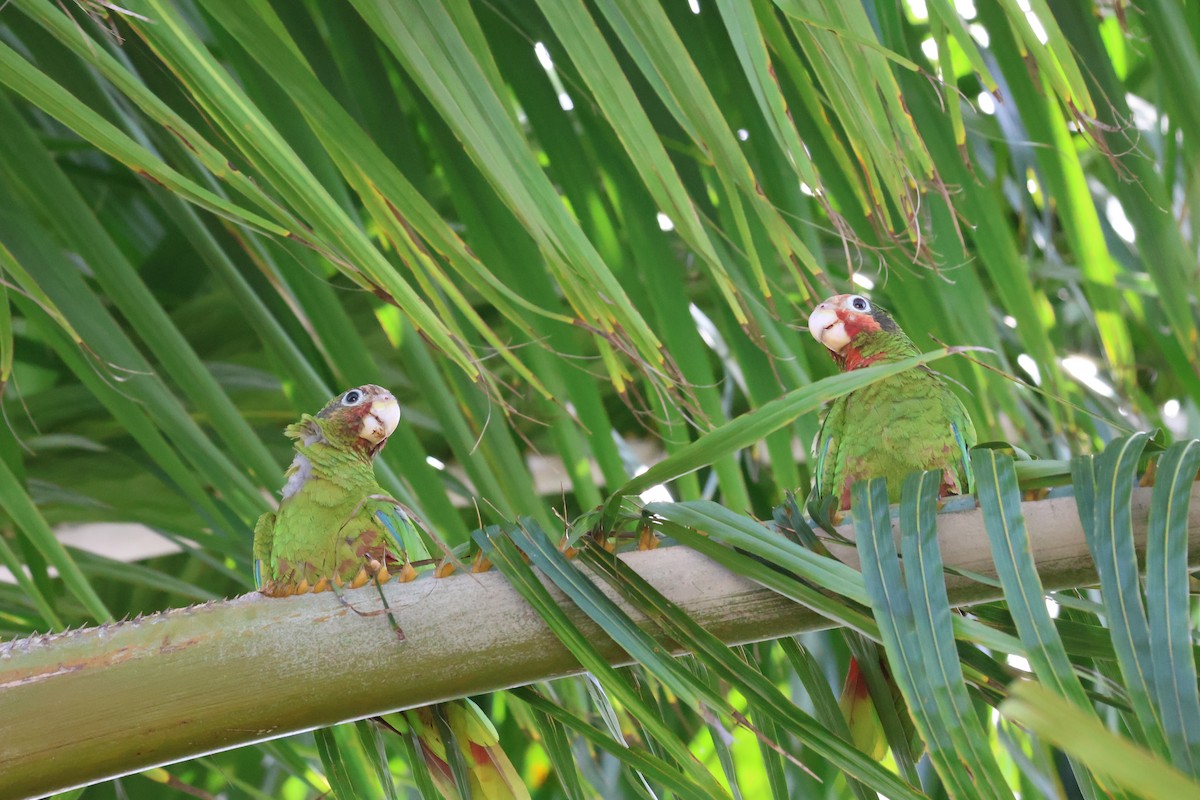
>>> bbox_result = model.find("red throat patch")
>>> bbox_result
[830,309,883,371]
[838,308,881,339]
[834,345,885,371]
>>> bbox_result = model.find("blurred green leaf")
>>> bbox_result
[1002,681,1200,800]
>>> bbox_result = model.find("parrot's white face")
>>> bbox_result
[808,294,872,354]
[341,386,400,445]
[325,385,401,445]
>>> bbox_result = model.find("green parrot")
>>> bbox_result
[808,293,975,510]
[254,385,529,800]
[253,384,406,596]
[807,293,977,759]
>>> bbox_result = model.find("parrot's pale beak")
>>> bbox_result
[360,397,401,444]
[808,305,849,353]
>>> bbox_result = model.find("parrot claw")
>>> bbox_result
[350,567,371,589]
[557,534,578,559]
[636,527,659,551]
[1139,457,1158,487]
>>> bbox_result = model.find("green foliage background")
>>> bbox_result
[0,0,1198,797]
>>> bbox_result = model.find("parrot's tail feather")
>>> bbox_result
[841,656,869,702]
[468,741,531,800]
[838,656,887,760]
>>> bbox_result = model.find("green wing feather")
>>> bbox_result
[952,419,974,492]
[371,500,432,564]
[252,511,275,590]
[812,393,847,501]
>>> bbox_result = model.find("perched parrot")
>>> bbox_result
[808,293,975,510]
[253,385,528,800]
[806,293,977,759]
[253,384,406,596]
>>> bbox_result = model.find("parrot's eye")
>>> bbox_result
[849,295,870,312]
[342,390,364,406]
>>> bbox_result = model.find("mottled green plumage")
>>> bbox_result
[254,385,528,800]
[809,294,976,510]
[253,385,405,596]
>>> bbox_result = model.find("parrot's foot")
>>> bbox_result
[557,533,578,559]
[1139,457,1158,487]
[636,525,659,551]
[260,579,307,597]
[349,565,373,589]
[260,571,341,597]
[361,557,420,586]
[583,526,616,553]
[587,530,617,553]
[259,582,290,598]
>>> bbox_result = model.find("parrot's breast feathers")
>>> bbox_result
[279,416,325,500]
[280,452,314,500]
